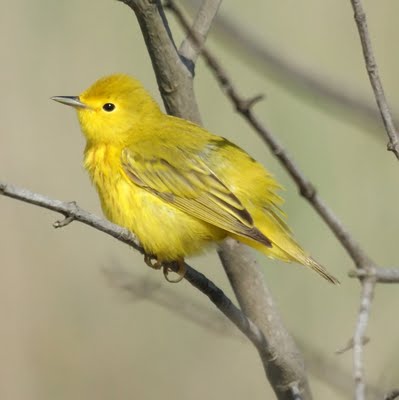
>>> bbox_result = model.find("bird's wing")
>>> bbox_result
[121,146,271,247]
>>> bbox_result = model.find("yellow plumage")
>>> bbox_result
[52,73,338,284]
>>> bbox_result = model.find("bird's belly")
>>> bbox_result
[97,178,226,260]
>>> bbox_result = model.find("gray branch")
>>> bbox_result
[178,0,221,65]
[349,0,399,159]
[349,267,399,283]
[0,181,268,354]
[182,0,398,138]
[348,3,399,396]
[353,278,376,400]
[0,182,141,250]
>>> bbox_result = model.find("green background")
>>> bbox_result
[1,1,398,398]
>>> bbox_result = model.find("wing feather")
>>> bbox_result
[121,147,271,247]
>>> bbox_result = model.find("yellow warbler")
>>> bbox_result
[52,74,338,284]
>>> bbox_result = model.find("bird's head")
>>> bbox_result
[52,74,161,145]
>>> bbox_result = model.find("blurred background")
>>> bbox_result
[1,0,398,398]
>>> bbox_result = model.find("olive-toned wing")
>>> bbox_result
[121,147,271,247]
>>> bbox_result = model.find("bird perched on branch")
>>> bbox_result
[52,74,338,284]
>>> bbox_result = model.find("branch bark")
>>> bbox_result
[353,278,376,400]
[349,267,399,283]
[349,0,399,159]
[178,0,222,65]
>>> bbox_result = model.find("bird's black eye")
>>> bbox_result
[102,103,115,112]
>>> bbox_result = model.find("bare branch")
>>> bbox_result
[0,181,269,353]
[349,0,399,159]
[0,181,142,250]
[178,0,222,65]
[353,278,376,400]
[349,267,399,283]
[179,262,267,348]
[301,335,383,399]
[335,336,369,355]
[182,0,398,138]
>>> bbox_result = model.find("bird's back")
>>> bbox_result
[153,116,337,282]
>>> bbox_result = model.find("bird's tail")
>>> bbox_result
[231,208,339,284]
[234,234,339,284]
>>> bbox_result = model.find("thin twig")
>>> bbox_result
[301,335,383,399]
[0,182,142,250]
[181,260,267,348]
[353,278,376,400]
[335,336,369,355]
[349,267,399,283]
[0,181,269,350]
[181,0,399,138]
[349,0,399,159]
[178,0,221,66]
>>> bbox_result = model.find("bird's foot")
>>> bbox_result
[144,254,162,270]
[163,259,186,283]
[144,255,186,283]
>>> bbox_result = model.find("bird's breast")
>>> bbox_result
[84,144,136,225]
[83,143,226,260]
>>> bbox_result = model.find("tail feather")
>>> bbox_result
[304,257,340,284]
[233,233,339,284]
[229,204,339,283]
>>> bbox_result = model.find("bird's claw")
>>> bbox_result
[144,254,162,270]
[144,255,186,283]
[163,260,186,283]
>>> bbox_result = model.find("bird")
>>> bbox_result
[52,73,338,284]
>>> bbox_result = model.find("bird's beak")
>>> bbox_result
[51,96,88,109]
